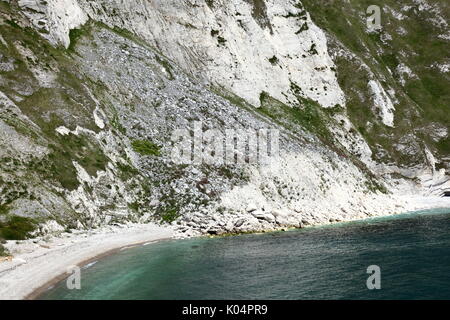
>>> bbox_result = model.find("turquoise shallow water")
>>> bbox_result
[40,208,450,300]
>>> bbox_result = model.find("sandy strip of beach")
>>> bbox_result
[0,223,174,300]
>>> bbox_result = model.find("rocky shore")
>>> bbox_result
[174,195,449,238]
[0,195,448,300]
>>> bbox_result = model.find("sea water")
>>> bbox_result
[40,208,450,300]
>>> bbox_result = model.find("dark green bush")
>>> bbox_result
[0,243,9,257]
[131,140,161,156]
[0,216,37,240]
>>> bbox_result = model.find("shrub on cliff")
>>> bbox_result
[131,140,161,156]
[0,216,37,240]
[0,243,9,257]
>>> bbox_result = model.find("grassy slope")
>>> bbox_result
[301,0,450,167]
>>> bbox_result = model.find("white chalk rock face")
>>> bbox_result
[368,79,396,127]
[18,0,88,48]
[22,0,346,109]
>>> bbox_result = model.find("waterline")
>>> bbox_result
[39,208,450,300]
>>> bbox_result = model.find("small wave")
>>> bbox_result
[120,245,140,251]
[82,261,98,269]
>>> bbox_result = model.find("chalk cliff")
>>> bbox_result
[0,0,448,239]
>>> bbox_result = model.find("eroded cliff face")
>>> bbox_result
[0,0,449,239]
[20,0,346,109]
